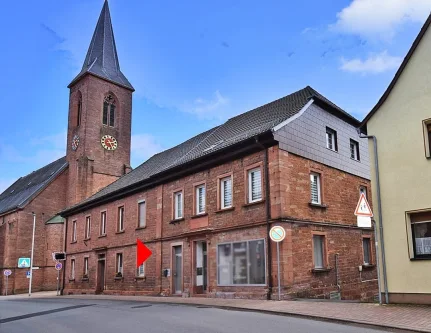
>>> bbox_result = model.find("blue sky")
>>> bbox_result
[1,0,430,193]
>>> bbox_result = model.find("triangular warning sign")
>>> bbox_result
[354,193,373,217]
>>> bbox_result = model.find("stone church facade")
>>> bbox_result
[1,1,377,300]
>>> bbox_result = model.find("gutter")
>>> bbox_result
[359,133,389,304]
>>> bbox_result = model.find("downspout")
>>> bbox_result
[255,137,273,300]
[62,217,68,295]
[359,134,389,304]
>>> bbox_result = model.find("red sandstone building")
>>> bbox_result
[1,2,377,300]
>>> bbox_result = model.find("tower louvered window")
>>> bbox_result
[103,94,116,127]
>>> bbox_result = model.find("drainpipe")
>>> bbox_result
[359,134,389,304]
[255,137,273,300]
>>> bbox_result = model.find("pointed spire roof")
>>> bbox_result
[68,0,134,91]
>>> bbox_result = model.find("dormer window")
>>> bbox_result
[103,94,116,127]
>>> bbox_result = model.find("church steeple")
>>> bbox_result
[68,0,134,91]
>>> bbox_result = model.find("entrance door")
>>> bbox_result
[96,255,105,294]
[173,246,182,294]
[195,241,208,294]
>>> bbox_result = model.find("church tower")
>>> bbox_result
[66,0,134,206]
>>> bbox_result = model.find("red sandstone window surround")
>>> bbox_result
[83,257,89,277]
[116,253,123,276]
[137,200,146,228]
[84,216,91,239]
[310,173,322,204]
[173,190,184,220]
[100,211,107,236]
[71,220,77,243]
[312,232,329,270]
[70,259,75,280]
[193,182,206,216]
[217,173,233,210]
[244,163,263,204]
[362,236,372,265]
[117,206,125,232]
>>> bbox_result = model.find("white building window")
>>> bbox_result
[196,185,206,215]
[72,221,77,242]
[310,173,321,204]
[117,206,125,232]
[71,259,75,279]
[116,253,123,275]
[350,139,360,161]
[137,263,145,277]
[326,127,337,151]
[138,201,146,228]
[174,191,183,219]
[220,176,233,209]
[83,257,89,276]
[100,211,107,235]
[313,235,325,269]
[248,168,262,203]
[85,216,91,239]
[217,239,265,285]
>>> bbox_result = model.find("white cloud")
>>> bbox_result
[131,134,163,167]
[333,0,431,40]
[340,51,402,74]
[185,90,230,120]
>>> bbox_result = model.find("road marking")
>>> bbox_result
[0,304,94,324]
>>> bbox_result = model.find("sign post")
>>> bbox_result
[3,270,12,296]
[269,226,286,301]
[55,262,62,296]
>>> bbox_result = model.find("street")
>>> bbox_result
[0,298,405,333]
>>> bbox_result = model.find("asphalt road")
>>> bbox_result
[0,298,405,333]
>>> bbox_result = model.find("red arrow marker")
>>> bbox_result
[136,239,152,267]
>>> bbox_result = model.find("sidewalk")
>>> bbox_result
[60,294,431,332]
[3,292,431,332]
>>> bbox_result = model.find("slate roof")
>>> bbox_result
[68,0,134,91]
[0,157,68,216]
[62,86,359,215]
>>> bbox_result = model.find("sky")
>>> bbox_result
[1,0,430,193]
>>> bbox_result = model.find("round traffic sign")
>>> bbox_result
[55,262,62,271]
[3,269,12,277]
[269,226,286,242]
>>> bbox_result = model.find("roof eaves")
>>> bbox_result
[360,13,431,129]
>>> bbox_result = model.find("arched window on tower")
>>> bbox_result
[77,94,82,127]
[103,94,116,127]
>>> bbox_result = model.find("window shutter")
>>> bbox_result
[250,169,262,201]
[223,178,232,207]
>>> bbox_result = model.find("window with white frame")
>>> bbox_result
[310,173,321,204]
[174,191,183,219]
[85,216,91,239]
[83,257,89,276]
[220,176,233,209]
[363,238,371,265]
[137,263,145,277]
[100,211,107,235]
[217,239,265,285]
[116,253,123,275]
[326,127,337,151]
[117,206,125,232]
[70,259,75,279]
[313,235,325,269]
[409,212,431,258]
[248,168,262,203]
[138,201,146,228]
[350,139,360,161]
[72,220,77,242]
[195,185,206,215]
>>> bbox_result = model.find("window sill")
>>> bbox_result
[243,200,265,208]
[326,148,338,153]
[215,207,235,214]
[98,234,107,238]
[135,226,146,230]
[191,213,208,219]
[362,264,375,269]
[350,157,361,162]
[81,278,89,282]
[70,241,77,244]
[114,277,124,281]
[308,202,328,209]
[115,230,125,234]
[69,278,75,282]
[410,257,431,261]
[312,267,331,273]
[170,218,185,224]
[135,276,146,281]
[84,237,91,241]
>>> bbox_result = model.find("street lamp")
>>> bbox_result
[29,212,36,297]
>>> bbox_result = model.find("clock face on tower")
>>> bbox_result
[71,134,80,151]
[101,135,118,151]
